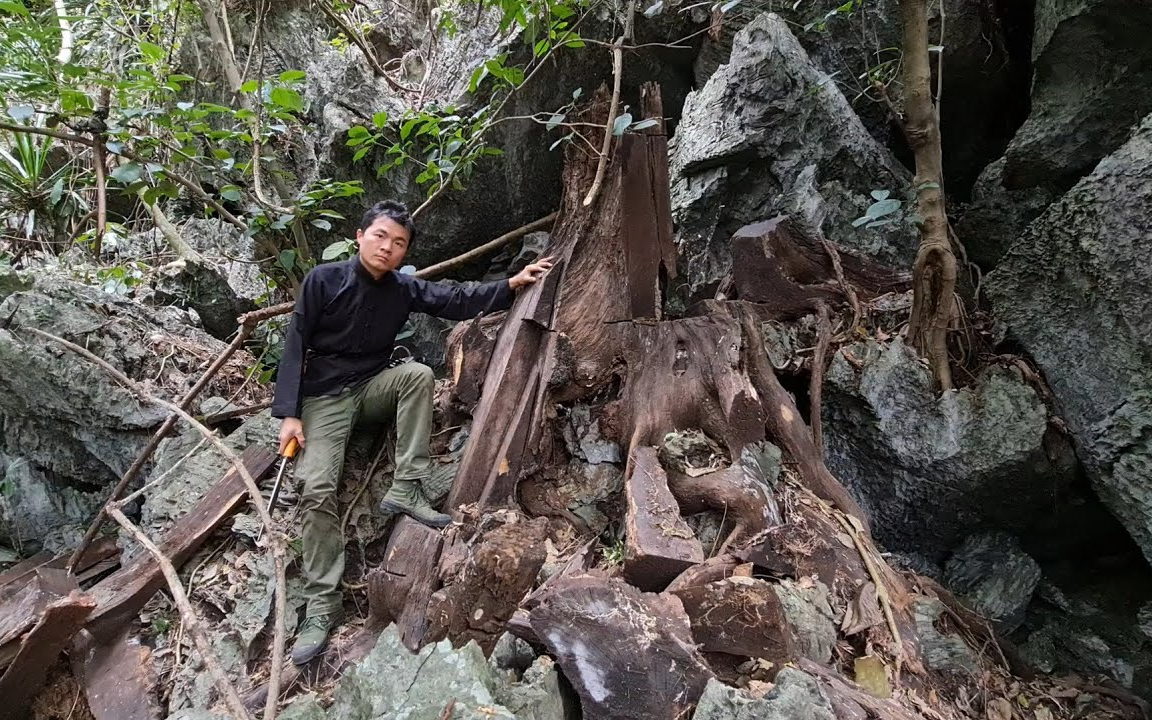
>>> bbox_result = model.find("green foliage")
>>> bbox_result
[852,188,922,229]
[0,126,88,243]
[94,261,146,295]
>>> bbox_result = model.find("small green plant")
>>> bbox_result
[94,261,146,295]
[0,122,89,245]
[601,537,626,567]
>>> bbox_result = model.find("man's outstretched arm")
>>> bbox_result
[409,257,554,320]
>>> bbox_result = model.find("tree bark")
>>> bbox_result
[901,0,958,391]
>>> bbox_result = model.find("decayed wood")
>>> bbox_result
[672,577,797,672]
[665,554,745,594]
[0,591,96,719]
[71,628,163,720]
[0,536,119,602]
[445,313,503,407]
[665,452,780,553]
[528,576,713,719]
[0,552,52,594]
[368,517,444,651]
[426,516,549,655]
[0,568,78,669]
[85,445,276,640]
[623,447,704,590]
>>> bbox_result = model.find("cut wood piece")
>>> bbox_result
[368,517,444,651]
[0,552,52,594]
[0,568,78,661]
[672,577,797,671]
[529,576,713,719]
[0,537,118,604]
[727,216,908,318]
[623,447,704,591]
[665,554,743,594]
[638,82,678,282]
[0,591,96,719]
[446,312,504,408]
[426,516,549,655]
[71,628,162,720]
[85,445,276,641]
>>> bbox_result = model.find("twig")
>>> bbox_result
[32,328,288,720]
[141,188,205,262]
[582,1,634,207]
[317,0,416,93]
[809,303,831,452]
[341,439,390,539]
[818,231,861,330]
[439,698,456,720]
[200,401,273,426]
[106,505,252,719]
[92,143,107,256]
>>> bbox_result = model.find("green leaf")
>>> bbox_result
[400,117,419,139]
[631,118,659,131]
[372,111,389,128]
[6,105,34,122]
[220,185,242,202]
[322,240,353,260]
[353,146,370,162]
[270,87,304,113]
[612,112,633,136]
[865,198,901,219]
[546,113,566,131]
[851,215,871,228]
[310,218,332,231]
[279,249,297,271]
[176,101,195,111]
[870,189,891,201]
[720,0,740,11]
[240,80,259,93]
[279,69,307,83]
[0,2,31,17]
[644,0,663,16]
[139,41,164,61]
[110,162,143,184]
[916,181,941,191]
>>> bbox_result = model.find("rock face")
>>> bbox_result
[943,533,1041,634]
[670,13,918,300]
[954,158,1058,270]
[275,626,564,720]
[0,271,247,552]
[1002,0,1152,192]
[821,339,1079,559]
[986,113,1152,565]
[691,669,836,720]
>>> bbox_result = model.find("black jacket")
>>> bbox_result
[270,256,514,418]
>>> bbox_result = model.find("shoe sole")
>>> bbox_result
[290,639,328,665]
[379,500,451,529]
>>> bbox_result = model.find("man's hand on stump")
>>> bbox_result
[509,256,554,291]
[279,418,306,454]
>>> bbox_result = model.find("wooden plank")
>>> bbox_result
[367,517,444,651]
[0,569,78,650]
[623,447,704,591]
[0,552,52,593]
[71,628,162,720]
[85,446,276,640]
[640,83,678,281]
[529,576,713,719]
[0,591,96,720]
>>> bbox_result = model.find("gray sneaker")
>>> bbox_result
[379,479,451,529]
[290,613,340,665]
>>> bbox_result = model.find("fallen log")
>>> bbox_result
[0,590,96,719]
[528,575,713,720]
[85,445,276,640]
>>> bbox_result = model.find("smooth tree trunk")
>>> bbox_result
[901,0,958,391]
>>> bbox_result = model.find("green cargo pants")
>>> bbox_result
[295,361,434,617]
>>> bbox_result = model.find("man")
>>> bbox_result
[271,200,552,663]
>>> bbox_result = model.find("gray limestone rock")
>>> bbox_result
[822,338,1079,558]
[691,669,836,720]
[944,533,1041,634]
[670,13,918,300]
[954,157,1057,270]
[1002,0,1152,192]
[986,113,1152,565]
[774,578,838,665]
[912,597,976,675]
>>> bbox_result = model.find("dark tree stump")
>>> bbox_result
[367,517,444,651]
[528,576,713,720]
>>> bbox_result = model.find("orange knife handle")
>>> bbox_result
[283,437,300,459]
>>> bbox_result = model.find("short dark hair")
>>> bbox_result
[360,200,417,243]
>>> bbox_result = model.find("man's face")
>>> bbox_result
[356,215,410,275]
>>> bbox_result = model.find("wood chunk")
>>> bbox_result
[368,517,444,651]
[85,446,276,641]
[71,628,162,720]
[665,554,742,594]
[0,568,78,661]
[426,516,548,655]
[0,552,52,595]
[0,536,120,603]
[0,591,96,719]
[528,576,713,719]
[623,447,704,591]
[446,312,503,408]
[672,577,797,669]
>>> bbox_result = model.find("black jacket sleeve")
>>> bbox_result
[405,276,515,321]
[271,271,324,418]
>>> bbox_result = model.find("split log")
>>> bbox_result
[528,575,713,719]
[445,312,503,407]
[71,628,163,720]
[85,445,276,640]
[367,517,444,651]
[426,516,549,654]
[623,447,704,590]
[0,591,96,719]
[672,577,797,674]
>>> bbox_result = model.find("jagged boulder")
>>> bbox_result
[1002,0,1152,192]
[986,113,1152,565]
[954,157,1057,270]
[691,669,836,720]
[670,12,918,300]
[0,271,249,550]
[943,533,1041,634]
[821,338,1079,559]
